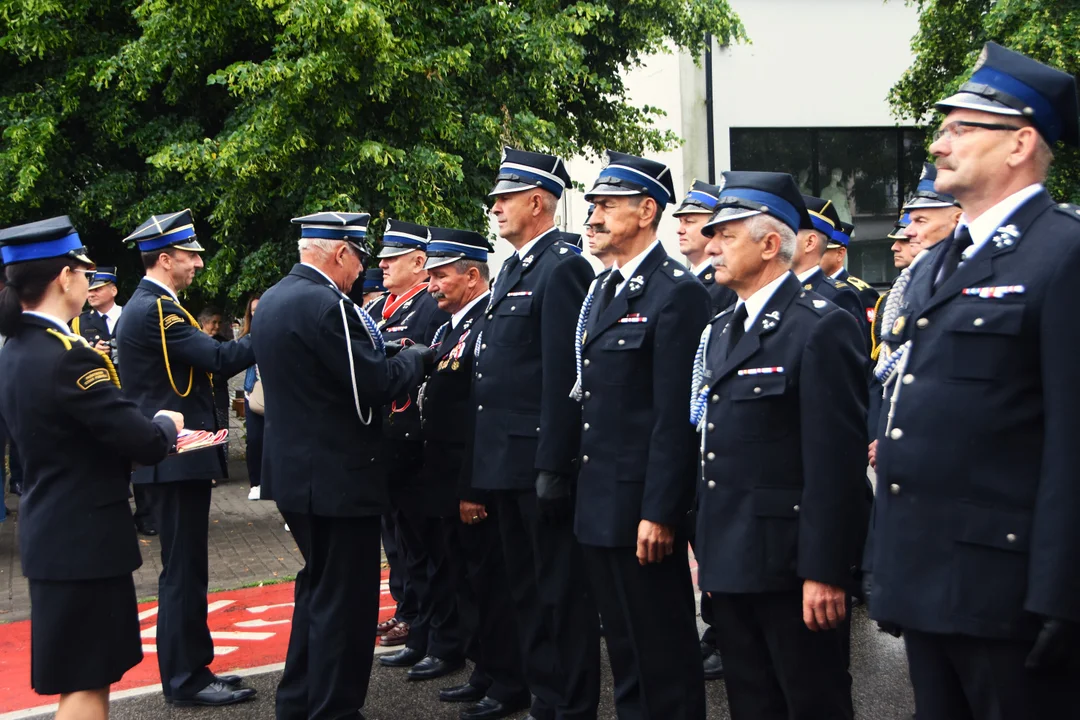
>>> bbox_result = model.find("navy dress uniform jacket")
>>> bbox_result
[0,316,176,580]
[696,264,738,315]
[471,230,593,489]
[252,263,426,518]
[869,191,1080,638]
[803,268,872,352]
[379,288,448,443]
[72,309,112,345]
[420,300,487,514]
[696,274,870,594]
[576,244,712,547]
[116,278,253,484]
[835,268,880,327]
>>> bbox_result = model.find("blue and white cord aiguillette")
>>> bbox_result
[352,301,386,355]
[569,279,598,401]
[689,324,712,430]
[431,321,450,349]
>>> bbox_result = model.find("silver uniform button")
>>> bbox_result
[707,423,715,432]
[917,318,929,329]
[582,455,590,464]
[584,359,590,367]
[753,386,762,394]
[404,432,410,438]
[890,428,903,440]
[973,318,984,327]
[481,343,487,350]
[583,423,590,431]
[707,452,715,461]
[890,483,900,495]
[487,314,493,320]
[902,374,914,385]
[1006,533,1017,543]
[617,339,625,345]
[584,391,591,399]
[711,394,719,403]
[793,505,800,513]
[707,480,716,489]
[477,405,483,412]
[476,373,482,379]
[511,306,516,311]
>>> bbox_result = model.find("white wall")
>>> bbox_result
[489,0,921,272]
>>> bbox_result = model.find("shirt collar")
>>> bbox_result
[517,227,558,260]
[144,276,179,302]
[828,267,844,280]
[452,291,490,329]
[960,183,1043,259]
[690,258,712,276]
[736,271,792,331]
[101,303,123,321]
[796,266,820,283]
[22,310,73,334]
[613,240,661,294]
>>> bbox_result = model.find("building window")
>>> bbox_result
[730,127,926,286]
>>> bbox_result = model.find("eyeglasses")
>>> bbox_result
[80,270,97,281]
[932,120,1023,144]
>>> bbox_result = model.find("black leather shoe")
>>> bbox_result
[171,681,257,707]
[378,646,425,667]
[215,674,243,687]
[440,683,486,702]
[407,655,464,680]
[460,695,531,720]
[135,519,158,536]
[703,648,724,680]
[699,639,714,660]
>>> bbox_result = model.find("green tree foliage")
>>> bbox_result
[0,0,745,302]
[890,0,1080,203]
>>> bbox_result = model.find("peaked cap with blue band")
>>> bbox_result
[89,266,118,290]
[701,171,808,236]
[585,151,676,206]
[887,214,912,240]
[829,221,855,249]
[125,209,205,253]
[423,227,492,270]
[903,163,958,210]
[362,267,386,293]
[801,195,842,237]
[0,216,94,266]
[936,42,1079,147]
[673,179,722,217]
[378,218,430,259]
[291,212,370,257]
[489,147,571,199]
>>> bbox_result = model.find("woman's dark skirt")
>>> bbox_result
[29,574,142,695]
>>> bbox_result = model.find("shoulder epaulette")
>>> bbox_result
[796,291,831,315]
[659,259,694,282]
[832,279,851,290]
[45,328,121,388]
[550,241,583,257]
[847,275,873,291]
[870,290,890,360]
[1053,203,1080,222]
[709,305,735,325]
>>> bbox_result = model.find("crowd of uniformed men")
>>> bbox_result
[0,41,1078,720]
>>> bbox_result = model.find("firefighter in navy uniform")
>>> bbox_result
[115,209,256,707]
[0,217,182,718]
[71,266,121,355]
[822,222,879,328]
[253,211,433,720]
[474,147,600,720]
[374,220,460,678]
[867,44,1080,719]
[692,172,869,720]
[676,179,738,315]
[420,228,532,720]
[574,152,711,719]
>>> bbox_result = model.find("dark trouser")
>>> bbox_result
[244,402,264,487]
[147,480,215,699]
[495,489,600,720]
[685,518,715,650]
[8,439,22,495]
[397,512,463,660]
[276,511,382,720]
[582,544,705,720]
[382,510,418,624]
[133,484,155,524]
[456,505,529,704]
[904,628,1077,720]
[710,590,853,720]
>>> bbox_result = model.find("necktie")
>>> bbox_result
[594,269,624,318]
[935,227,973,291]
[726,303,749,358]
[502,253,520,280]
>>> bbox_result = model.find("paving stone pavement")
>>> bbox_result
[0,458,303,624]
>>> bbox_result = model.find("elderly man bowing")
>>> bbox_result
[692,172,870,720]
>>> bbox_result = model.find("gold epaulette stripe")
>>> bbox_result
[45,328,121,388]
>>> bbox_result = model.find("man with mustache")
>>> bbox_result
[865,43,1080,718]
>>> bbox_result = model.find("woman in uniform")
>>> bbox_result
[0,216,183,720]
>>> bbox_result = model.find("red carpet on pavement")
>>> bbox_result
[0,570,395,715]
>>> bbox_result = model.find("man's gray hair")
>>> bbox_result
[298,237,342,255]
[747,214,797,266]
[452,258,490,282]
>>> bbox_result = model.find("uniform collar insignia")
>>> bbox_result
[991,224,1021,250]
[761,310,781,331]
[522,254,535,267]
[628,274,645,292]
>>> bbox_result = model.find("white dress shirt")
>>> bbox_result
[691,259,713,277]
[517,227,558,261]
[100,303,123,335]
[612,240,662,295]
[959,183,1044,260]
[734,271,793,331]
[796,267,820,284]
